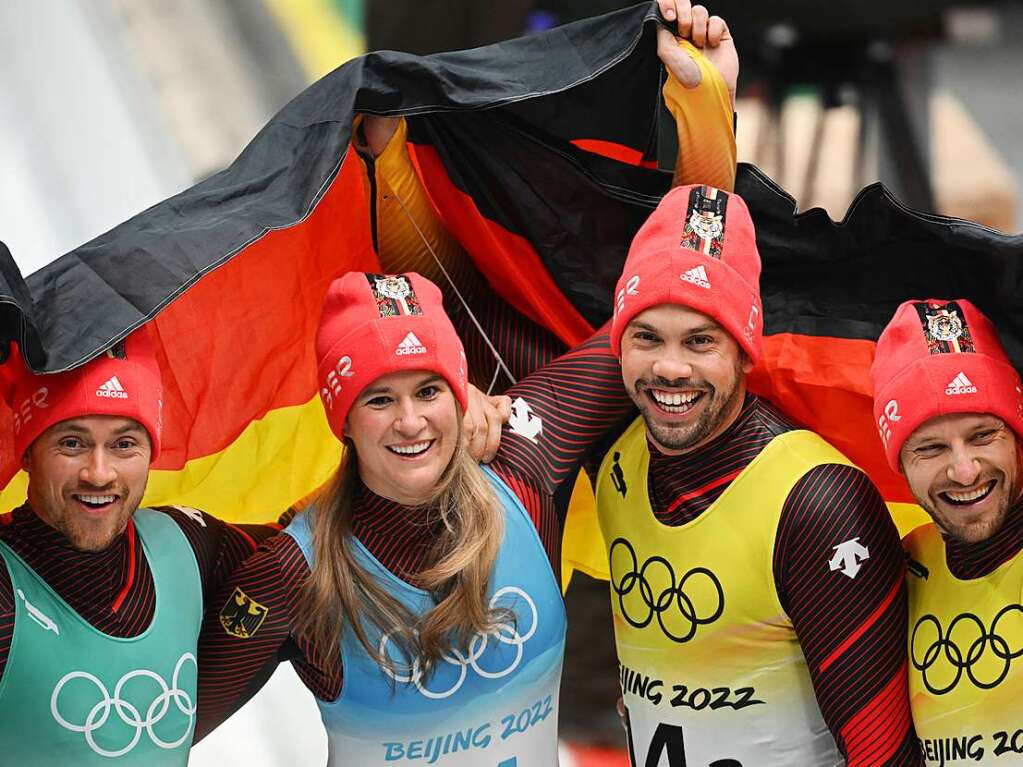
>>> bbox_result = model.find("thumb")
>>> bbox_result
[656,27,702,89]
[489,394,512,423]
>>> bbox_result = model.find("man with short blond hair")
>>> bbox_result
[871,298,1023,764]
[0,329,273,764]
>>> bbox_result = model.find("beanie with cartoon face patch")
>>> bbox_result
[315,272,469,440]
[871,298,1023,471]
[610,184,762,363]
[1,327,163,470]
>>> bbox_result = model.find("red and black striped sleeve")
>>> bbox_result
[159,506,279,604]
[448,280,568,392]
[488,323,634,570]
[0,568,12,683]
[491,323,631,499]
[774,464,922,766]
[193,532,338,741]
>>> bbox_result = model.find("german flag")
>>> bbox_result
[1,3,1021,564]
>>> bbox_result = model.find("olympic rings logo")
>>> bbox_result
[609,538,724,643]
[380,586,538,700]
[911,605,1023,695]
[50,652,196,758]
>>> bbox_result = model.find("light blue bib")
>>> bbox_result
[285,466,566,766]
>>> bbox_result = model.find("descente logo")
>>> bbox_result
[96,376,128,399]
[395,332,427,356]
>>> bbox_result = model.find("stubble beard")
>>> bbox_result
[925,477,1017,545]
[62,511,132,552]
[634,367,745,455]
[50,490,141,553]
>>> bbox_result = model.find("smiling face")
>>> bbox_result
[344,370,461,506]
[24,416,152,552]
[620,304,752,455]
[900,413,1022,543]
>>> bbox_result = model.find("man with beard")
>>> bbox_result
[871,299,1023,765]
[596,184,921,765]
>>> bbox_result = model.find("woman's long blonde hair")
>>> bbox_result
[294,426,507,676]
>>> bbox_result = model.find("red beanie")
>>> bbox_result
[871,298,1023,472]
[610,184,762,362]
[316,272,469,440]
[1,327,163,466]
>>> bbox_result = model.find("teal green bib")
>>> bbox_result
[0,509,203,765]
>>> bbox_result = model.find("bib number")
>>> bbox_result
[624,708,742,767]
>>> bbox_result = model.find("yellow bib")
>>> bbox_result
[906,524,1023,765]
[596,418,849,767]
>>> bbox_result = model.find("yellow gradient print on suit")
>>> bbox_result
[905,523,1023,765]
[597,420,849,766]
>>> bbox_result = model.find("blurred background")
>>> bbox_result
[1,1,1021,765]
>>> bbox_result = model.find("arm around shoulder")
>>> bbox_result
[776,463,922,765]
[193,532,312,741]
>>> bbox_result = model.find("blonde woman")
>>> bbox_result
[196,271,633,765]
[194,1,739,756]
